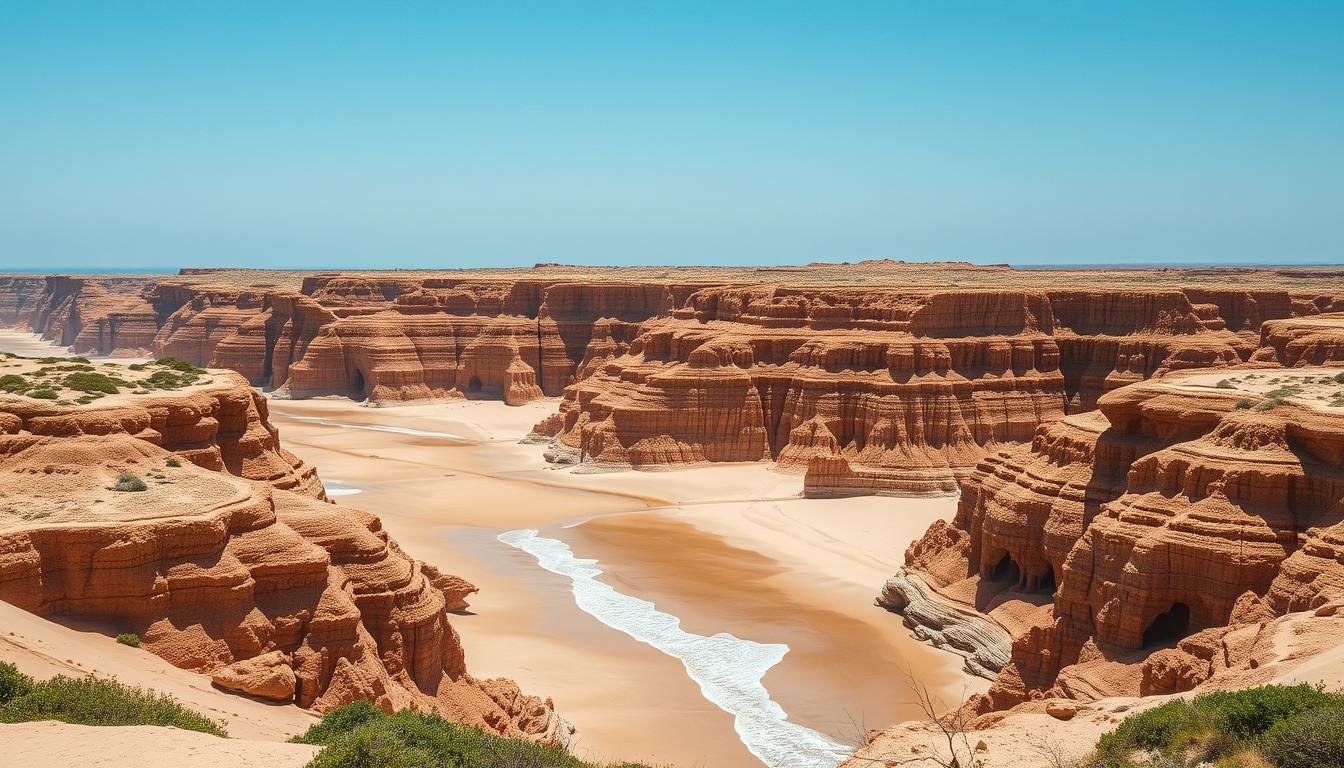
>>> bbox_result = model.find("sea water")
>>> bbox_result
[498,529,852,768]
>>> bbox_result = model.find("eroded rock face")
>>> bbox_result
[0,373,568,744]
[6,276,160,356]
[890,365,1344,711]
[1252,314,1344,367]
[0,372,325,499]
[3,270,1336,496]
[158,278,675,404]
[539,287,1314,494]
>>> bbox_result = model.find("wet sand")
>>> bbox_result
[265,397,980,766]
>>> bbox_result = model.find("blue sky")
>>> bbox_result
[1,1,1341,270]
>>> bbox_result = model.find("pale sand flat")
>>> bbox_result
[1,721,317,768]
[266,397,981,767]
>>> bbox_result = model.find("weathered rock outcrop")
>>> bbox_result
[151,278,676,404]
[887,365,1344,712]
[1251,313,1344,367]
[539,287,1312,494]
[3,269,1336,496]
[5,276,159,356]
[0,367,569,744]
[0,369,325,499]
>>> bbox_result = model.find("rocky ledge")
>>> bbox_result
[0,357,569,745]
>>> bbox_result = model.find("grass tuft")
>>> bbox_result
[295,702,653,768]
[0,672,226,737]
[111,473,148,492]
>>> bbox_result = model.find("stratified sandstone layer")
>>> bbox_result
[887,363,1344,715]
[0,364,568,744]
[537,288,1337,494]
[4,275,160,356]
[1,265,1341,495]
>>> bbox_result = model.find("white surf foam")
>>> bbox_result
[497,529,852,768]
[323,479,363,497]
[281,413,468,441]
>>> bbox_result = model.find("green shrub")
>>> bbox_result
[1264,385,1302,401]
[1260,706,1344,768]
[0,374,30,394]
[28,389,58,400]
[116,633,141,648]
[292,700,386,745]
[1334,371,1344,384]
[0,674,226,736]
[63,371,129,394]
[111,473,148,492]
[166,457,182,468]
[1098,699,1204,756]
[307,726,437,768]
[36,356,89,364]
[0,662,34,705]
[154,357,205,374]
[1094,685,1344,767]
[296,702,649,768]
[1235,399,1252,409]
[1215,379,1236,389]
[1197,684,1341,740]
[144,369,198,389]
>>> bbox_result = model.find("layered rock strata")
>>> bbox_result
[1,270,1337,495]
[887,365,1344,714]
[0,368,568,744]
[537,287,1313,494]
[4,275,159,356]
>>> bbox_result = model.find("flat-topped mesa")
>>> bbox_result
[4,270,1333,417]
[1251,312,1344,367]
[887,365,1344,713]
[0,355,323,498]
[536,287,1301,494]
[0,357,569,744]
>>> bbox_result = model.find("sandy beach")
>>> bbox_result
[0,329,979,768]
[264,395,980,767]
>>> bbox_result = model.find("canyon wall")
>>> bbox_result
[0,271,1336,495]
[0,370,567,743]
[1,275,159,356]
[887,362,1344,715]
[536,287,1326,494]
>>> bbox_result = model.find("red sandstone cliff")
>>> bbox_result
[4,276,160,356]
[888,363,1344,713]
[537,286,1320,495]
[1,271,1334,497]
[0,368,568,743]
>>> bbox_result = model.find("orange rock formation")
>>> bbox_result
[0,367,569,743]
[1,267,1340,496]
[888,361,1344,714]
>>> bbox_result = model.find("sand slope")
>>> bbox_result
[1,721,317,768]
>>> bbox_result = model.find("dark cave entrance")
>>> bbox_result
[1035,564,1057,594]
[351,368,366,397]
[467,376,482,394]
[1143,602,1191,647]
[989,552,1021,585]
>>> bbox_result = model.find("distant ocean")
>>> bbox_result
[0,267,176,275]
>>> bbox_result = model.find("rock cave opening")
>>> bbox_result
[988,552,1021,586]
[1034,564,1057,594]
[351,368,366,398]
[1142,601,1191,647]
[468,375,482,394]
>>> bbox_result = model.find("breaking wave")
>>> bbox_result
[498,529,852,768]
